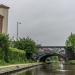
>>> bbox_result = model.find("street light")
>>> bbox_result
[17,22,21,40]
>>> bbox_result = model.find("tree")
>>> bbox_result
[14,37,37,59]
[65,33,75,52]
[0,33,9,62]
[65,33,75,60]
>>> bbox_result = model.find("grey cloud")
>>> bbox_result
[3,0,75,46]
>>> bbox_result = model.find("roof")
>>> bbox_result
[0,4,9,9]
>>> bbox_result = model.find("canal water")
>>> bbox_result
[13,64,75,75]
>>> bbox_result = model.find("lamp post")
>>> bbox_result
[17,22,21,40]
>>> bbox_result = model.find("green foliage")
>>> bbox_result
[0,33,36,64]
[66,60,75,65]
[8,47,26,63]
[65,33,75,52]
[13,37,37,59]
[66,33,75,47]
[0,33,9,62]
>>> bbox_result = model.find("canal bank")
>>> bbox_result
[0,63,42,75]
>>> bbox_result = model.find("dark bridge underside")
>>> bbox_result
[39,54,66,62]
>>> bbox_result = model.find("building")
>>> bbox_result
[0,4,9,34]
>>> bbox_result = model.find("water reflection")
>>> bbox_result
[17,64,75,75]
[18,71,32,75]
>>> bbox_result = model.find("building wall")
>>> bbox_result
[0,8,9,34]
[0,15,3,32]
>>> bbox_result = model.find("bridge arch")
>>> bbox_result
[37,53,66,62]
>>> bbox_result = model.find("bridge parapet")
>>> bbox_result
[37,46,66,48]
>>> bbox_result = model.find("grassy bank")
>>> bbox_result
[65,60,75,65]
[0,60,36,66]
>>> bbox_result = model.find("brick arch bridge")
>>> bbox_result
[33,46,69,62]
[37,53,66,62]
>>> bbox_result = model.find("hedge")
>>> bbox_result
[8,47,26,63]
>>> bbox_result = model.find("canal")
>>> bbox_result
[12,64,75,75]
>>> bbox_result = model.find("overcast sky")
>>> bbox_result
[0,0,75,46]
